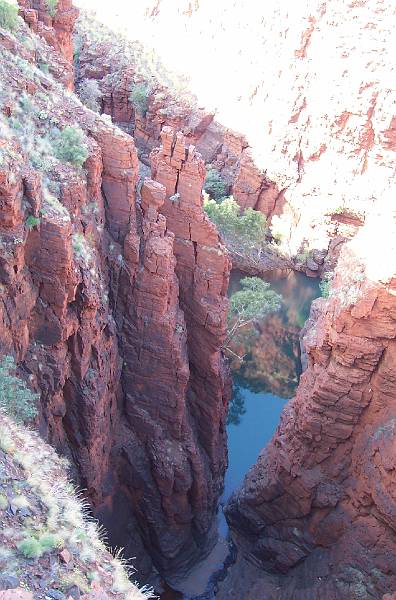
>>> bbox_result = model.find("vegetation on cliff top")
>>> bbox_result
[75,11,196,120]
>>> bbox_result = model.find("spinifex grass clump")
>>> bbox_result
[0,415,152,598]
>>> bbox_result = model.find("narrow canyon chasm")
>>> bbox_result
[0,1,395,599]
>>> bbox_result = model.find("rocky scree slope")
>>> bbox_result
[0,415,150,599]
[0,1,230,586]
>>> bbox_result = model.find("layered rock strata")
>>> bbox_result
[18,0,78,89]
[74,0,394,271]
[150,126,231,477]
[0,11,230,584]
[220,207,396,598]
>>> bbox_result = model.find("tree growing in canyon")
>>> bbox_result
[204,167,228,200]
[225,277,282,358]
[129,83,150,116]
[204,195,269,262]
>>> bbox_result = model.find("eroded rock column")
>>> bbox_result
[151,127,231,482]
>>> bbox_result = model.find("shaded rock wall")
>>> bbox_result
[1,8,230,584]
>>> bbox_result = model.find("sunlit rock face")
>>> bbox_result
[74,0,395,264]
[219,205,396,598]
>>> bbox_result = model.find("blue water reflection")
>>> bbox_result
[220,270,320,534]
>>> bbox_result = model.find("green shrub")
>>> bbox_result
[25,215,40,231]
[129,83,149,115]
[54,126,89,168]
[0,0,18,32]
[0,355,38,423]
[203,168,227,201]
[19,92,33,113]
[45,0,58,17]
[18,537,43,559]
[320,273,333,298]
[204,195,268,254]
[8,117,22,130]
[38,62,49,73]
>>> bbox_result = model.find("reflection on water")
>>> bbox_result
[226,384,246,426]
[222,269,320,514]
[228,269,320,399]
[161,269,320,598]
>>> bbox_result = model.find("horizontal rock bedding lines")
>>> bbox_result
[1,0,231,584]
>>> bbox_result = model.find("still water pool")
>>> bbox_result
[162,269,320,598]
[220,269,320,532]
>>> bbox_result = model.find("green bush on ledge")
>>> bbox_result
[0,0,19,32]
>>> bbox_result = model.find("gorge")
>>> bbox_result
[0,1,395,599]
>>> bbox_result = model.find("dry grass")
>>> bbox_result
[0,415,154,599]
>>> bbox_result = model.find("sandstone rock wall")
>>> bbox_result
[73,0,395,270]
[150,127,231,477]
[1,9,230,584]
[220,208,396,598]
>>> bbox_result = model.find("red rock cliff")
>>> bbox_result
[18,0,78,89]
[150,126,231,476]
[0,9,230,584]
[73,0,394,273]
[220,208,396,599]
